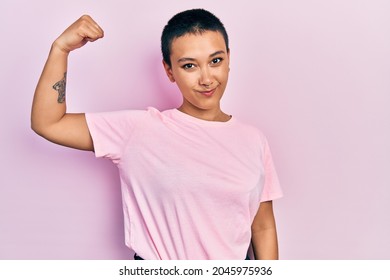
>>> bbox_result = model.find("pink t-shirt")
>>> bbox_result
[85,107,282,259]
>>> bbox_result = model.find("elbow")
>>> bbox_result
[31,118,39,134]
[31,118,48,138]
[31,109,42,135]
[31,112,52,138]
[31,121,43,137]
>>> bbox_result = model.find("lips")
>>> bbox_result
[198,88,216,97]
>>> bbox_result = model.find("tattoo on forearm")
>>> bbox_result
[52,72,67,103]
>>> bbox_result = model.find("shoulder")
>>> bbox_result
[85,108,156,135]
[85,108,157,122]
[232,117,267,143]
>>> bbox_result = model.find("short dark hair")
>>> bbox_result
[161,9,229,67]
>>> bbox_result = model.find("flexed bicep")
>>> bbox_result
[32,15,103,151]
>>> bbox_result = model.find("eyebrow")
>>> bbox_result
[177,50,226,63]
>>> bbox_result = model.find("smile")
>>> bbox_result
[197,87,217,97]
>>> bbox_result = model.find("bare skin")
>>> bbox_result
[251,201,279,259]
[163,31,231,122]
[31,15,104,150]
[31,15,279,260]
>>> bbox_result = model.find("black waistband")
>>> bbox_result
[134,253,251,260]
[134,253,144,260]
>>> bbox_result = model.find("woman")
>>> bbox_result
[31,9,283,260]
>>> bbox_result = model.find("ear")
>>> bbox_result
[162,60,175,83]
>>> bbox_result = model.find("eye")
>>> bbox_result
[211,57,223,65]
[182,63,195,70]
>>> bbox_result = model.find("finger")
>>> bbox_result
[88,20,104,38]
[88,28,103,42]
[77,24,103,42]
[90,25,104,39]
[79,15,104,38]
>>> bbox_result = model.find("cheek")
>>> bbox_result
[215,68,229,83]
[175,72,197,89]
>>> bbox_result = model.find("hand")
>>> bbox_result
[53,15,104,54]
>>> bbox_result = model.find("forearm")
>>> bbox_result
[251,227,279,260]
[31,44,69,135]
[30,15,103,151]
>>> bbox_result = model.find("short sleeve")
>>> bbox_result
[259,137,283,202]
[85,110,146,163]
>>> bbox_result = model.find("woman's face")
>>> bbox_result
[163,31,230,118]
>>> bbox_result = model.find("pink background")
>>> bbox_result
[1,0,389,259]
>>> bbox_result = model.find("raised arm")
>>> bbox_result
[31,15,104,151]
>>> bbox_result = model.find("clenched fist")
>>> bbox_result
[53,15,104,54]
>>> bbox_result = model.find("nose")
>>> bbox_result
[199,67,213,87]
